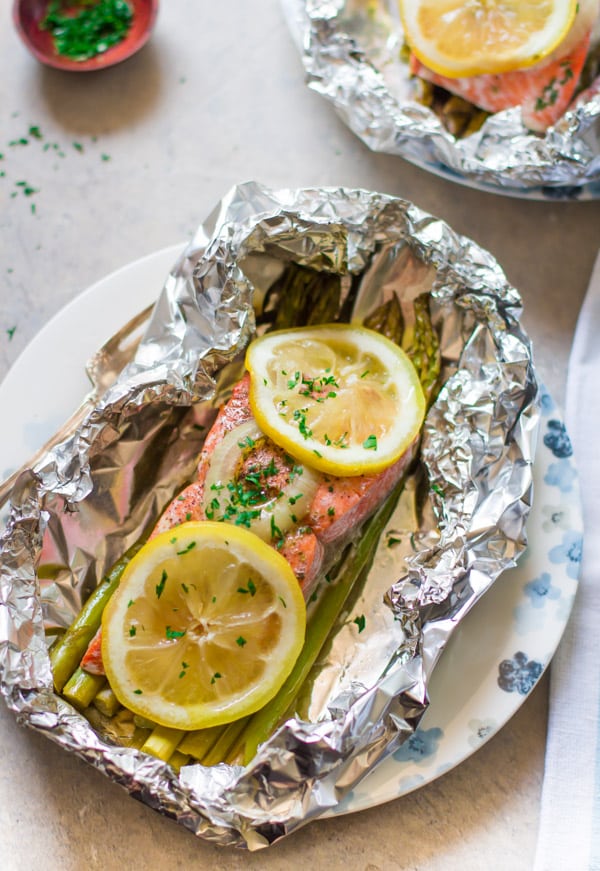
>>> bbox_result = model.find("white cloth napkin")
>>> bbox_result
[535,251,600,871]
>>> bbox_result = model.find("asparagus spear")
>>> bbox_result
[141,725,186,762]
[62,667,106,710]
[177,724,226,760]
[202,718,250,767]
[402,294,441,405]
[363,295,404,345]
[234,475,408,765]
[263,264,342,331]
[93,685,121,718]
[50,541,143,693]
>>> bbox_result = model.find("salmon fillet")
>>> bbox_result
[411,32,591,132]
[80,373,415,676]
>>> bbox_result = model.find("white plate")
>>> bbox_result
[0,246,582,817]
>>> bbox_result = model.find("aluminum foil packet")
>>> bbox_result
[0,183,539,849]
[284,0,600,192]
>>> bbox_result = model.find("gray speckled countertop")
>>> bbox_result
[1,3,599,869]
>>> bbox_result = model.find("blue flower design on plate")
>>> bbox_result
[539,391,555,416]
[542,504,571,533]
[543,420,573,459]
[393,727,444,765]
[544,459,577,493]
[397,774,426,793]
[467,718,497,748]
[549,530,583,580]
[498,652,543,694]
[524,571,561,609]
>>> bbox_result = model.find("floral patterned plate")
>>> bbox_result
[0,246,582,816]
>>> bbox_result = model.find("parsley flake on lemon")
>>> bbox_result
[399,0,578,78]
[245,324,426,476]
[101,522,306,730]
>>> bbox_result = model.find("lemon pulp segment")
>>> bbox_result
[246,324,426,476]
[101,522,306,730]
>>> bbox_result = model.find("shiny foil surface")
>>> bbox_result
[0,183,539,849]
[284,0,600,192]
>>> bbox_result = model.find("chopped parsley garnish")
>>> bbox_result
[270,515,283,542]
[363,434,378,451]
[176,541,197,555]
[293,408,313,439]
[165,626,186,640]
[41,0,134,62]
[133,689,143,695]
[129,625,136,637]
[181,582,189,594]
[155,570,167,599]
[185,512,192,521]
[210,672,222,684]
[236,636,247,647]
[237,579,257,596]
[327,506,335,517]
[127,599,135,607]
[278,596,287,609]
[15,180,38,196]
[6,326,16,341]
[353,615,366,633]
[431,483,445,499]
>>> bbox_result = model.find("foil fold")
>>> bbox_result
[284,0,600,192]
[0,183,539,848]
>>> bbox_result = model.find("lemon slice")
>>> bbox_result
[101,522,306,730]
[245,324,426,476]
[399,0,578,78]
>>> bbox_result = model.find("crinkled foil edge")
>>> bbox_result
[0,182,539,849]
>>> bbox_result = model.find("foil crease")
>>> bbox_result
[283,0,600,191]
[0,183,539,849]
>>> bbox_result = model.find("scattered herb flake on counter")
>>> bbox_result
[15,181,38,197]
[353,615,366,633]
[6,327,16,341]
[41,0,134,62]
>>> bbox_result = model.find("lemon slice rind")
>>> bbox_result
[101,522,306,730]
[245,324,426,477]
[399,0,578,78]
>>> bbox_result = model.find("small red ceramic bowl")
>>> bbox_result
[13,0,159,72]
